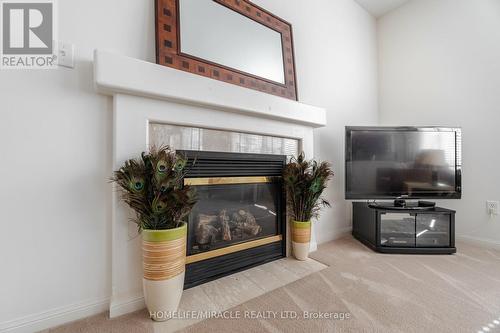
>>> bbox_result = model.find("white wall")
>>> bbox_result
[0,1,154,331]
[378,0,500,245]
[253,0,379,244]
[0,0,378,330]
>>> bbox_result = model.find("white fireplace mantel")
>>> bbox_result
[94,51,326,128]
[93,50,327,318]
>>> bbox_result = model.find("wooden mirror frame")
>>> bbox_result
[155,0,298,100]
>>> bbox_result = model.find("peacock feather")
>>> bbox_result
[283,153,334,222]
[112,146,197,230]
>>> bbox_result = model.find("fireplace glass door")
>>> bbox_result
[184,177,282,257]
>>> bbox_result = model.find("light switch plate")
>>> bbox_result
[487,201,499,215]
[57,41,75,68]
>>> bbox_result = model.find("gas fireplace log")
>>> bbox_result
[240,223,261,236]
[196,214,219,245]
[219,209,232,241]
[232,210,262,236]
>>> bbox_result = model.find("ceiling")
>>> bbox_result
[354,0,410,18]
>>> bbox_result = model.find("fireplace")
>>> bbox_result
[179,150,286,288]
[96,51,325,317]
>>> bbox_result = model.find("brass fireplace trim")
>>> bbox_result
[186,235,283,264]
[184,176,278,186]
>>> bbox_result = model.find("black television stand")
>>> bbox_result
[352,202,456,254]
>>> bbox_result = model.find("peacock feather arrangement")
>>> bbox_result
[113,146,197,230]
[283,153,334,222]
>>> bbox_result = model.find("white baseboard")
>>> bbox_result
[109,293,145,319]
[456,234,500,250]
[0,297,109,333]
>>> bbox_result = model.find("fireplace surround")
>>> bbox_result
[179,150,286,288]
[93,50,326,317]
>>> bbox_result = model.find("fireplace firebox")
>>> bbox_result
[179,150,286,289]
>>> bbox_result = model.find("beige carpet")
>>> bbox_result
[48,237,500,333]
[180,238,500,333]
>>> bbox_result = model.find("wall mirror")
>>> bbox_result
[155,0,298,100]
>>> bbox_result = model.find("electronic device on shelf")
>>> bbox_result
[368,200,437,211]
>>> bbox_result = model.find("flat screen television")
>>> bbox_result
[345,126,462,199]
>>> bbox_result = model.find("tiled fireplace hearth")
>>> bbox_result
[93,50,326,318]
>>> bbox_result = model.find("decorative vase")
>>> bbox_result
[291,220,311,261]
[142,223,187,321]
